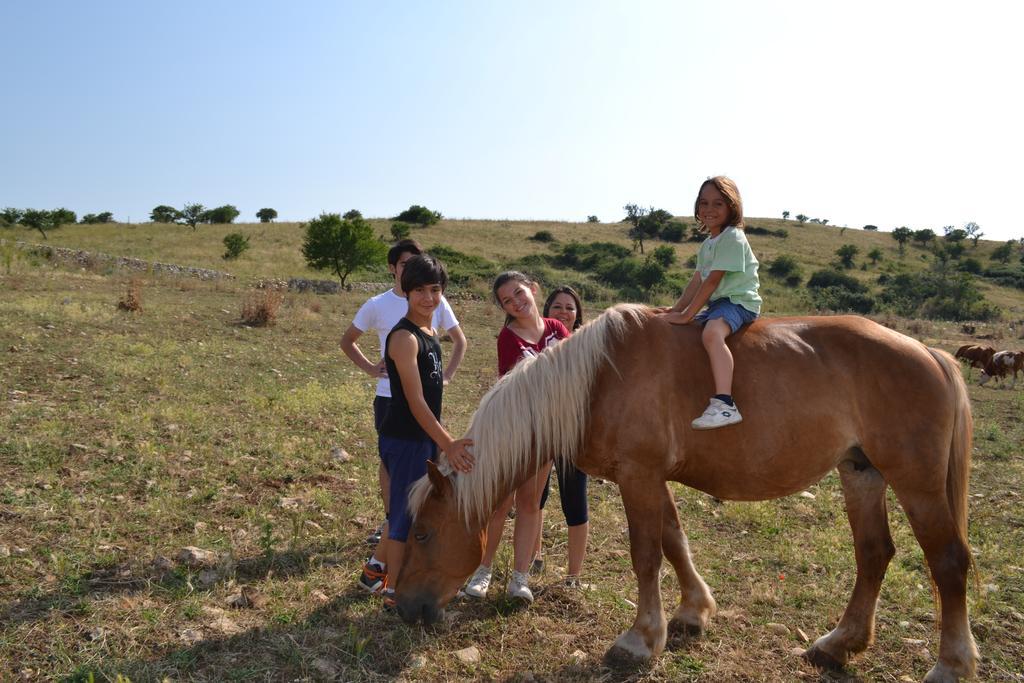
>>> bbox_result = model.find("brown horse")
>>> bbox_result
[399,305,978,682]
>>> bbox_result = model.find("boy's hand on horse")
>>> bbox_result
[446,438,475,473]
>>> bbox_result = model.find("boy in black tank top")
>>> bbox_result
[363,254,474,606]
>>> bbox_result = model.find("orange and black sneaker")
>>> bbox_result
[358,561,387,593]
[382,588,397,611]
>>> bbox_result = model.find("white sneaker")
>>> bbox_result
[463,565,492,598]
[691,398,742,430]
[507,570,534,603]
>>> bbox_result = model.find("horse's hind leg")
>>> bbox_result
[604,476,669,665]
[805,458,895,671]
[659,483,716,638]
[891,489,978,682]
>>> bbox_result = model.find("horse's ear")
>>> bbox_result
[427,461,452,498]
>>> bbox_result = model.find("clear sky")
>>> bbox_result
[3,1,1022,240]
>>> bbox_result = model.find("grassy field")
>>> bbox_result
[1,221,1023,681]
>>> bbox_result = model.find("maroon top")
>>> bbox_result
[497,318,570,376]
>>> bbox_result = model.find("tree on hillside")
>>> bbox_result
[863,224,878,231]
[943,226,967,244]
[393,205,441,226]
[50,208,77,226]
[991,241,1014,264]
[868,247,883,265]
[795,214,808,223]
[586,215,599,223]
[343,209,363,220]
[20,209,52,240]
[301,212,386,287]
[256,208,278,223]
[179,203,206,231]
[623,203,650,253]
[201,204,240,224]
[81,212,114,224]
[913,228,936,248]
[782,211,790,220]
[2,207,24,226]
[963,221,983,247]
[150,205,180,223]
[891,226,913,255]
[835,244,859,269]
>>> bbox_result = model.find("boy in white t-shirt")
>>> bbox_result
[340,239,467,592]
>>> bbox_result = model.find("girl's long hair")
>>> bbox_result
[492,271,537,327]
[694,176,744,233]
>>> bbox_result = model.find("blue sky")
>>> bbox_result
[3,1,1022,240]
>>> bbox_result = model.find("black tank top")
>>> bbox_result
[380,317,443,440]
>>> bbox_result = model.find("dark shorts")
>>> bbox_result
[373,396,391,433]
[378,435,436,542]
[694,298,758,334]
[539,459,589,527]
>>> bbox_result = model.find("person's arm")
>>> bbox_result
[340,323,386,379]
[661,270,725,325]
[389,331,475,472]
[442,325,467,385]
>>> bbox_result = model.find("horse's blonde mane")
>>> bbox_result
[409,303,648,526]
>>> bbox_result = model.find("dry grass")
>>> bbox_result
[241,289,284,327]
[117,278,143,313]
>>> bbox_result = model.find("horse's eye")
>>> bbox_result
[414,531,429,542]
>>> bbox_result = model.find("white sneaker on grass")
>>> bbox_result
[463,565,492,599]
[691,398,742,430]
[507,570,534,603]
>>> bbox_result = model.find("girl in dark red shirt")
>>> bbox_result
[462,272,569,604]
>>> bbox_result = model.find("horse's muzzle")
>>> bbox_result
[396,594,444,625]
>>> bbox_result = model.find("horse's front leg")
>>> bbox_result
[659,483,716,637]
[605,475,668,665]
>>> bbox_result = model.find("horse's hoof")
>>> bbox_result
[668,617,705,639]
[923,662,968,683]
[603,645,651,671]
[802,645,846,672]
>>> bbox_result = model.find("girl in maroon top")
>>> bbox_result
[462,271,568,604]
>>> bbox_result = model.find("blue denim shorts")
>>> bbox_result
[694,298,758,333]
[379,435,436,542]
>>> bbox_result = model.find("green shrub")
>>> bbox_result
[880,271,999,321]
[390,222,412,241]
[586,215,599,223]
[428,245,499,286]
[651,245,676,268]
[767,255,800,279]
[529,230,556,243]
[394,205,442,226]
[659,221,686,243]
[958,258,982,274]
[807,269,866,292]
[222,232,251,260]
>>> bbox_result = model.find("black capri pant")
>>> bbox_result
[539,458,589,527]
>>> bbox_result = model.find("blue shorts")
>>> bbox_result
[694,298,758,333]
[378,435,436,542]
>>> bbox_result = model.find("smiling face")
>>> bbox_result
[546,292,578,330]
[696,183,731,235]
[406,283,443,321]
[496,279,539,324]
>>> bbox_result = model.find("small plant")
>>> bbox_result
[117,279,143,313]
[241,290,283,327]
[390,222,412,241]
[222,232,251,260]
[651,245,676,268]
[529,230,555,242]
[393,205,441,226]
[586,215,599,223]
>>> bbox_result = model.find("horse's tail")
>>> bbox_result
[928,347,979,611]
[928,348,973,548]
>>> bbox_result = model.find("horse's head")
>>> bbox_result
[396,461,484,625]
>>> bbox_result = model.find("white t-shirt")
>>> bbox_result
[350,288,460,398]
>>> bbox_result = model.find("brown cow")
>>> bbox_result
[954,344,995,376]
[979,350,1024,388]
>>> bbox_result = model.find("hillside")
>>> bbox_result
[4,216,1024,325]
